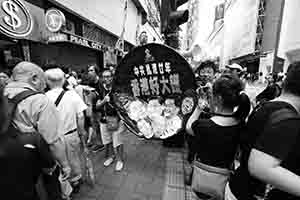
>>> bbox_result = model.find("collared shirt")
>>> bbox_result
[5,82,60,144]
[46,88,87,136]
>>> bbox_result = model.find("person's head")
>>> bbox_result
[225,63,243,77]
[45,68,65,89]
[102,69,113,86]
[196,60,217,86]
[212,73,250,121]
[265,73,274,84]
[12,61,46,92]
[282,61,300,97]
[87,65,99,81]
[139,31,148,45]
[0,69,10,87]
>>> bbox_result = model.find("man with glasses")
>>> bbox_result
[95,70,125,171]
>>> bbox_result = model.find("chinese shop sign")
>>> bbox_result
[113,43,196,100]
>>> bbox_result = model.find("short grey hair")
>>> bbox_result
[45,68,65,88]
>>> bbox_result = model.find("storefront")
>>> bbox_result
[0,0,128,74]
[36,5,123,73]
[35,32,108,71]
[0,0,45,70]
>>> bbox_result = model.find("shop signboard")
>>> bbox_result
[111,43,197,139]
[45,8,66,33]
[69,34,106,51]
[0,0,33,38]
[47,32,112,52]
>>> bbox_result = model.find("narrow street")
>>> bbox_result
[73,131,188,200]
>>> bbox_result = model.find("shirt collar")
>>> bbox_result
[6,81,37,91]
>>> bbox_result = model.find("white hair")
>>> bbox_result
[45,68,65,89]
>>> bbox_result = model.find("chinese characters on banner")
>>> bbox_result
[130,62,182,97]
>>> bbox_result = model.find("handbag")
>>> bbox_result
[191,159,232,200]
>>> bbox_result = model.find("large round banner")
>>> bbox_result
[111,43,196,139]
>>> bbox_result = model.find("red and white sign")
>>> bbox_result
[0,0,33,38]
[45,8,65,32]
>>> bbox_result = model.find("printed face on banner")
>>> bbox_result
[130,62,182,97]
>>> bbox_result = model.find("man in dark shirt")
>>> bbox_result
[227,61,300,200]
[95,69,125,171]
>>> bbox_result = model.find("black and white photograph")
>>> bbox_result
[0,0,300,200]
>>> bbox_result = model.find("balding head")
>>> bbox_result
[12,61,46,92]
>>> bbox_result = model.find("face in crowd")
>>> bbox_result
[0,72,9,86]
[88,65,98,81]
[139,31,148,45]
[102,70,113,86]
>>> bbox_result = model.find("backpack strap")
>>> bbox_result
[7,89,42,129]
[10,89,41,105]
[54,90,66,107]
[268,107,299,125]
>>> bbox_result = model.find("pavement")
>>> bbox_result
[73,131,189,200]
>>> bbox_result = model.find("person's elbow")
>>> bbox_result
[248,149,280,180]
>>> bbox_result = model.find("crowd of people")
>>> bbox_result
[0,61,125,200]
[185,60,300,200]
[1,56,300,200]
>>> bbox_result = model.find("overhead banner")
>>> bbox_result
[223,0,259,61]
[111,43,196,140]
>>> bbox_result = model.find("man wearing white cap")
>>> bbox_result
[45,68,88,194]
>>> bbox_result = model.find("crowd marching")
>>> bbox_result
[0,56,300,200]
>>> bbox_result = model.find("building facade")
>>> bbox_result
[278,0,300,72]
[185,0,285,77]
[0,0,161,73]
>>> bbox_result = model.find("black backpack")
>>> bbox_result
[3,90,63,200]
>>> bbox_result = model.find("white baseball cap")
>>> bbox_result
[226,63,243,72]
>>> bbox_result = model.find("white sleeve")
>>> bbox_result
[71,91,88,114]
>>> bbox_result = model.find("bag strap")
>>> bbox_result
[54,90,66,107]
[267,103,298,126]
[11,89,41,105]
[8,89,42,128]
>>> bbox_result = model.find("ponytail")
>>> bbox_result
[234,91,251,122]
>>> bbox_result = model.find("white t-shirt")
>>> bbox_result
[46,88,87,136]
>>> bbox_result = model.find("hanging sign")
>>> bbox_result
[111,43,196,140]
[0,0,33,38]
[113,43,196,99]
[45,8,66,33]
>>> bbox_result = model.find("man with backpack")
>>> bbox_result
[0,80,57,200]
[226,61,300,200]
[3,61,70,200]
